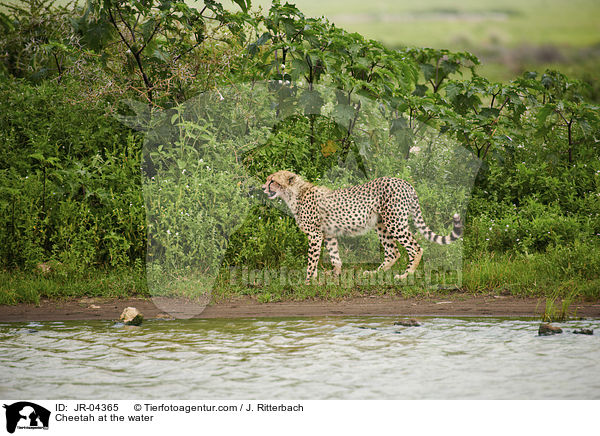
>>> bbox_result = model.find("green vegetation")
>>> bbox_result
[249,0,599,46]
[0,265,148,305]
[251,0,600,85]
[0,0,598,306]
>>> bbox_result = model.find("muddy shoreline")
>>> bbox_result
[1,295,600,321]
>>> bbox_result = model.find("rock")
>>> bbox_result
[394,319,421,327]
[573,329,593,335]
[36,262,51,274]
[538,323,562,336]
[35,260,61,275]
[119,307,144,326]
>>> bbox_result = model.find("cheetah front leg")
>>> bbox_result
[305,233,324,284]
[324,236,342,276]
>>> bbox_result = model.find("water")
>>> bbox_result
[1,317,598,399]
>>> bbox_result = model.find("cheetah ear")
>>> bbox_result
[288,175,296,185]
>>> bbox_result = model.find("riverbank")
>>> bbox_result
[2,294,600,322]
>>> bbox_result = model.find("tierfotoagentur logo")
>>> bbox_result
[3,402,50,434]
[118,81,480,318]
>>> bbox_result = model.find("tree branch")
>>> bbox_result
[116,3,136,44]
[136,21,160,56]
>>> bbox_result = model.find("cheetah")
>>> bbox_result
[263,170,463,284]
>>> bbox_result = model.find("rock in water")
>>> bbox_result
[120,307,144,326]
[394,319,421,327]
[573,329,593,335]
[538,323,562,336]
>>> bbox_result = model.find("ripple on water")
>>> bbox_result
[0,317,598,399]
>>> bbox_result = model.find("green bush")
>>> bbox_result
[0,77,145,270]
[0,0,599,301]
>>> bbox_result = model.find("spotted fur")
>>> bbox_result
[263,170,463,283]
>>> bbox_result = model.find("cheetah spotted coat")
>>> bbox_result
[263,170,463,283]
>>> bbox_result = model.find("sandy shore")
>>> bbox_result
[1,294,600,321]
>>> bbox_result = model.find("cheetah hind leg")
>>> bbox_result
[394,233,423,280]
[363,223,400,277]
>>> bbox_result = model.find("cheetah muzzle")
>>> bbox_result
[263,170,463,284]
[265,180,279,199]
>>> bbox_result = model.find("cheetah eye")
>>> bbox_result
[288,175,295,184]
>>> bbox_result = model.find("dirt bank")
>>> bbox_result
[1,295,599,321]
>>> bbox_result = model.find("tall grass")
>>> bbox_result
[0,266,149,305]
[463,243,600,299]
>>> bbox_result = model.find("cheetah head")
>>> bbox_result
[263,170,302,201]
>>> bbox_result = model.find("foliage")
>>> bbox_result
[0,0,598,301]
[462,242,600,300]
[142,101,253,285]
[0,0,78,81]
[81,0,250,103]
[0,0,252,105]
[0,78,145,270]
[0,264,148,304]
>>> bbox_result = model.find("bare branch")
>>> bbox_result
[116,3,136,44]
[107,7,133,52]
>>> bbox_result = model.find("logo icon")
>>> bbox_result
[3,402,50,434]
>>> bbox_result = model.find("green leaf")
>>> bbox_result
[445,82,462,100]
[537,104,555,126]
[412,84,427,97]
[298,90,324,115]
[152,48,169,62]
[440,59,459,77]
[230,0,250,12]
[578,118,592,136]
[479,108,500,120]
[390,117,409,135]
[420,63,436,82]
[291,58,309,76]
[541,74,554,89]
[248,32,270,56]
[0,11,14,33]
[332,103,356,128]
[141,17,157,42]
[29,153,46,162]
[524,71,538,80]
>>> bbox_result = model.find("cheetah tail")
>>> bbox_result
[411,197,463,245]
